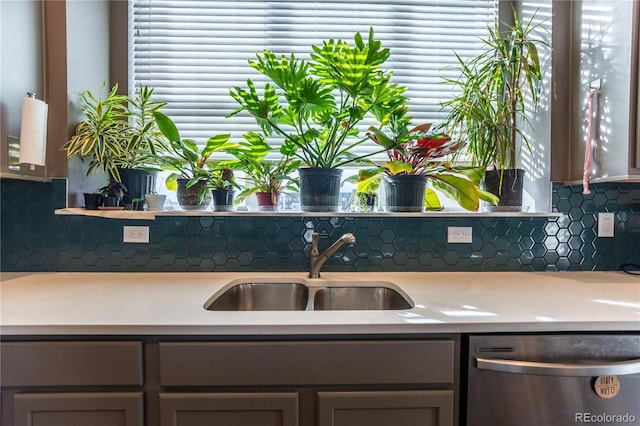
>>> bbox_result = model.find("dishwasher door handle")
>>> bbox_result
[475,357,640,377]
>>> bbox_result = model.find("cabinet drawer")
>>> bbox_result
[1,341,143,386]
[13,392,144,426]
[317,390,454,426]
[159,392,299,426]
[159,340,454,386]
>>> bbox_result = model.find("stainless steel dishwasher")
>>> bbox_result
[466,334,640,426]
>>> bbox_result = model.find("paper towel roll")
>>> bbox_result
[19,95,48,166]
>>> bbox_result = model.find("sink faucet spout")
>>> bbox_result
[309,232,356,279]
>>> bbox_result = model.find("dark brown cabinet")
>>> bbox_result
[1,337,458,426]
[159,393,299,426]
[318,390,454,426]
[12,392,143,426]
[0,341,144,426]
[156,339,458,426]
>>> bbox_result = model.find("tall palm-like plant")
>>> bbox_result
[443,11,547,174]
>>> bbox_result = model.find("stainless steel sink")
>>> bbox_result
[313,286,413,310]
[204,278,413,311]
[204,282,309,311]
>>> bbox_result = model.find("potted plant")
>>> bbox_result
[366,123,497,212]
[63,84,168,209]
[144,192,166,211]
[344,169,381,212]
[98,180,127,208]
[63,83,128,180]
[363,90,498,212]
[227,132,300,211]
[82,192,102,210]
[117,86,168,208]
[442,11,547,211]
[152,111,237,210]
[205,168,239,212]
[229,28,401,212]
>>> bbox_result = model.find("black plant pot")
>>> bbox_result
[383,174,428,212]
[83,193,102,210]
[298,167,342,212]
[483,169,525,211]
[176,179,211,210]
[118,168,158,210]
[212,189,235,212]
[101,196,120,208]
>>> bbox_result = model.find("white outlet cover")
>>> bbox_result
[123,226,150,243]
[597,212,615,237]
[448,227,473,243]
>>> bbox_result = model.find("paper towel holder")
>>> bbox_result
[19,91,48,169]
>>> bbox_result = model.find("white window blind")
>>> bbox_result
[130,0,498,159]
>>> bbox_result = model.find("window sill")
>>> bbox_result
[55,208,563,220]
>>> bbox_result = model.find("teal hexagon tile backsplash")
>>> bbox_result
[1,178,639,272]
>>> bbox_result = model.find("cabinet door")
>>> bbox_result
[159,392,299,426]
[317,390,454,426]
[13,392,143,426]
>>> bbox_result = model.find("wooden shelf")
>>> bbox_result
[55,207,563,220]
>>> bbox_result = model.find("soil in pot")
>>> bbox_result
[483,169,525,211]
[384,174,428,212]
[212,189,235,212]
[176,179,212,210]
[299,167,343,212]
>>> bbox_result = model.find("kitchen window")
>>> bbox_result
[129,0,498,161]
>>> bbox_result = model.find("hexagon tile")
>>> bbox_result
[1,179,639,272]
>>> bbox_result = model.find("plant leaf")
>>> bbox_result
[431,172,480,212]
[424,188,443,210]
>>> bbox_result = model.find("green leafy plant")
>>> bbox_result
[359,89,499,211]
[228,28,400,169]
[366,123,497,211]
[442,10,547,176]
[63,83,129,180]
[63,84,168,182]
[152,111,237,202]
[206,168,238,191]
[225,132,301,204]
[119,86,168,169]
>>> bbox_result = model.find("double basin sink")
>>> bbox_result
[204,278,414,311]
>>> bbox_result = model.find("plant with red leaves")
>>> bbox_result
[350,97,498,211]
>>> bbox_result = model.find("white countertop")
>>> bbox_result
[1,271,639,336]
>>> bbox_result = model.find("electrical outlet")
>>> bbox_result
[448,227,472,243]
[597,212,615,237]
[123,226,149,243]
